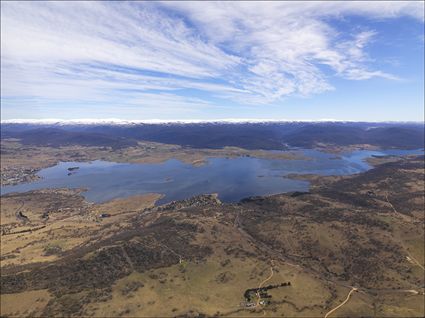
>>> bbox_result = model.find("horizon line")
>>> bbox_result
[1,118,424,125]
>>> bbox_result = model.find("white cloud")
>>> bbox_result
[1,1,423,114]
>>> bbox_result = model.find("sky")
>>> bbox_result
[1,1,424,122]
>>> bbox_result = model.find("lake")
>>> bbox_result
[1,149,423,204]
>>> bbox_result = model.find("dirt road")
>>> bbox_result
[256,260,275,307]
[324,287,357,318]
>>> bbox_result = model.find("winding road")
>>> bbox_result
[324,287,357,318]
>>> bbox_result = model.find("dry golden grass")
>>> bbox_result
[0,289,52,317]
[1,191,159,267]
[96,193,162,217]
[83,257,335,317]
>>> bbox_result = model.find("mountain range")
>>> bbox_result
[1,122,424,150]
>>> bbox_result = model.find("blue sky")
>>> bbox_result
[1,1,424,122]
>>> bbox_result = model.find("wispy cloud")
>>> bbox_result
[1,1,423,118]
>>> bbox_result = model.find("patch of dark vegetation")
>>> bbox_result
[215,271,235,284]
[175,311,208,318]
[157,194,221,211]
[43,244,63,256]
[220,259,231,267]
[17,211,29,222]
[244,282,291,303]
[121,281,144,296]
[1,245,131,295]
[41,288,114,317]
[290,191,310,197]
[42,293,87,317]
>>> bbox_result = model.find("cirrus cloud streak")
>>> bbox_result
[1,1,423,118]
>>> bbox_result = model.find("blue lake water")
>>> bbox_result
[1,149,423,205]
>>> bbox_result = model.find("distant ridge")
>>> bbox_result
[2,118,424,125]
[2,119,423,150]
